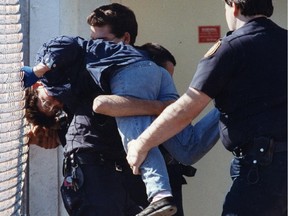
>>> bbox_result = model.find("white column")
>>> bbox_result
[29,1,61,215]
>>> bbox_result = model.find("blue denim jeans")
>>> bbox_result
[163,107,219,165]
[110,60,220,200]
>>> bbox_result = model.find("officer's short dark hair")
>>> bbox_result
[87,3,138,45]
[225,0,273,17]
[138,43,176,68]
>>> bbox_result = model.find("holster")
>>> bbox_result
[231,137,278,184]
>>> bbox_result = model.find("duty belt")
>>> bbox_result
[65,149,129,172]
[232,138,287,157]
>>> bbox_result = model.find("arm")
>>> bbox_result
[93,95,175,117]
[23,36,84,88]
[32,62,50,77]
[126,87,212,174]
[22,63,50,88]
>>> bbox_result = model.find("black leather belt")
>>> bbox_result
[71,149,130,172]
[232,140,287,157]
[75,151,110,165]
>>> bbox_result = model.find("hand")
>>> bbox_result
[21,66,39,88]
[27,125,61,149]
[126,139,149,175]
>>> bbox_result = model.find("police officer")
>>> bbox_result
[126,1,287,215]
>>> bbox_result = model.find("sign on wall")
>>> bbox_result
[198,26,221,43]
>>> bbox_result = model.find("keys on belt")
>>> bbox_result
[63,153,84,191]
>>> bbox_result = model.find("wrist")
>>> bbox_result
[137,137,151,153]
[33,63,50,77]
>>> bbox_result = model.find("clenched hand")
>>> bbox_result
[126,139,149,175]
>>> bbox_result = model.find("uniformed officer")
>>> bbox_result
[127,0,287,215]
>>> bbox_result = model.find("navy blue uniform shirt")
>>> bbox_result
[191,17,287,150]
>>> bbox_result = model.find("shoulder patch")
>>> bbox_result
[204,40,221,58]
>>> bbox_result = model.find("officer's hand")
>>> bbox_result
[27,125,61,149]
[21,66,39,88]
[126,140,148,175]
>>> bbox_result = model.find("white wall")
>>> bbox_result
[29,1,61,215]
[28,1,287,215]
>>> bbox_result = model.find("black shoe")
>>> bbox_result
[136,197,177,216]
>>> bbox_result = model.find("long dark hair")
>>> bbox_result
[25,88,59,128]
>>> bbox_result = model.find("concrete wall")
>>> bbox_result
[28,0,287,215]
[29,1,62,215]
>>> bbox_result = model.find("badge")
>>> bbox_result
[204,40,221,58]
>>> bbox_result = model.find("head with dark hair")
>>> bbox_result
[25,88,58,128]
[87,3,138,45]
[224,0,273,17]
[25,85,66,129]
[138,43,176,76]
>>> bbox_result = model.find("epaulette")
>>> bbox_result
[204,40,221,58]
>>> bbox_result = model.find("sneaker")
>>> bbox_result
[136,197,177,216]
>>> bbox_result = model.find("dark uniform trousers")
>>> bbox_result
[223,139,287,216]
[61,150,143,216]
[60,149,195,216]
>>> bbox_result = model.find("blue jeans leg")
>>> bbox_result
[110,61,178,200]
[163,108,220,165]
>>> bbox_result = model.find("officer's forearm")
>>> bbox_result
[93,95,174,117]
[134,87,211,152]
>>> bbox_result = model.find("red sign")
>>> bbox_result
[198,26,221,43]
